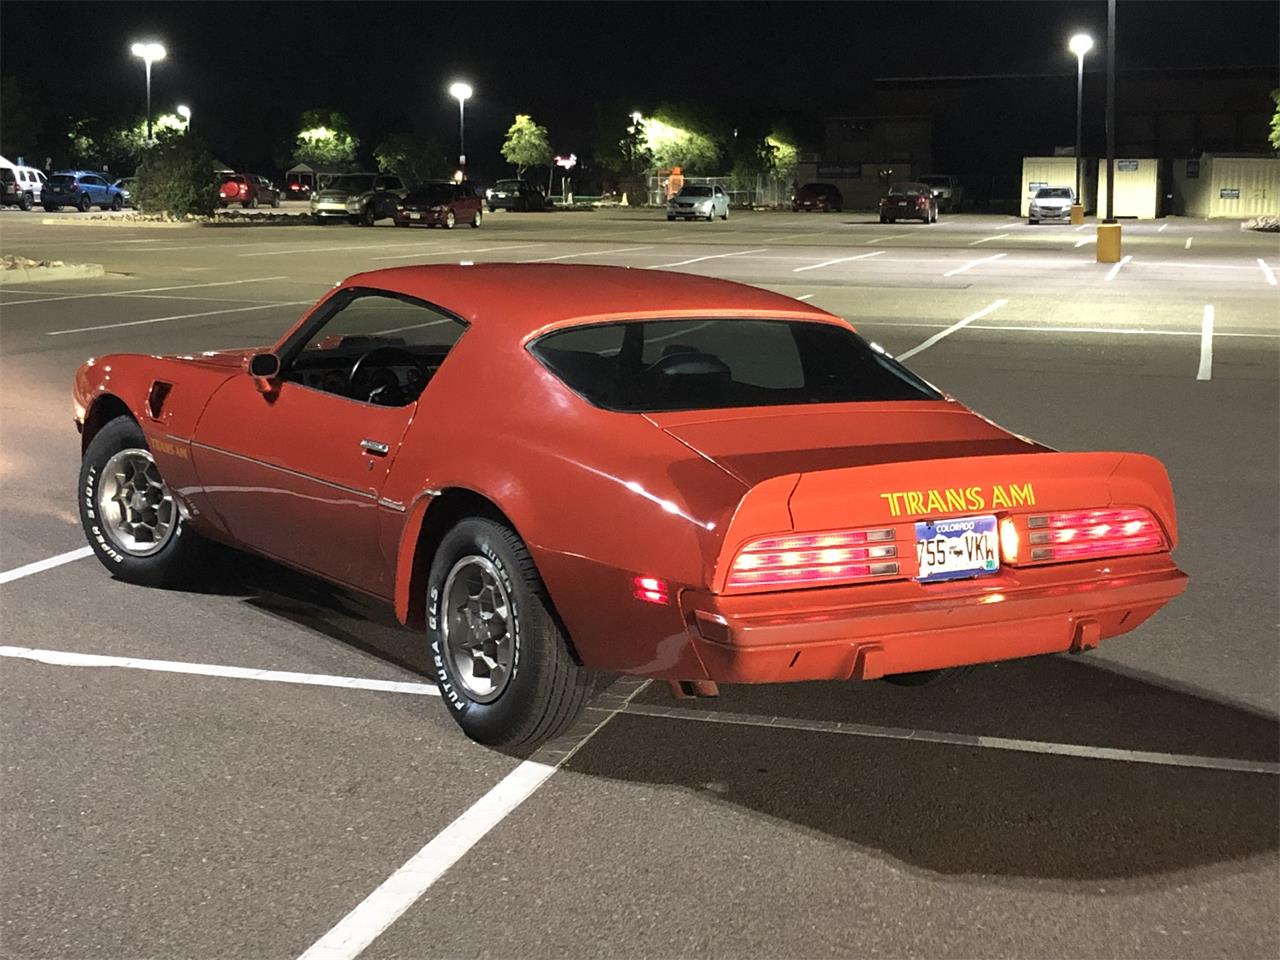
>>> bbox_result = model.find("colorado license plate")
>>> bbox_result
[915,515,1000,582]
[409,212,422,220]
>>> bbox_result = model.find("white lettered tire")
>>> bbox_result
[427,517,592,746]
[78,415,204,586]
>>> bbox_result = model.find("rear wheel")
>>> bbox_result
[427,518,593,746]
[1029,218,1039,225]
[271,193,281,208]
[78,193,92,212]
[470,209,482,228]
[361,203,377,227]
[78,415,204,587]
[721,206,729,221]
[245,194,258,209]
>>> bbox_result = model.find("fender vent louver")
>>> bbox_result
[147,381,173,419]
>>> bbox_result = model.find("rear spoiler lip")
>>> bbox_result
[711,450,1177,594]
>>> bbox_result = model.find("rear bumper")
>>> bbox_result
[679,554,1188,683]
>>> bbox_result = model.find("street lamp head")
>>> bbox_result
[448,81,472,102]
[176,104,191,120]
[630,111,642,122]
[130,41,167,62]
[1068,33,1094,57]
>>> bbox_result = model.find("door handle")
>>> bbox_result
[360,439,390,456]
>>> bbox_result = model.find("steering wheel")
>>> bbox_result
[348,346,430,406]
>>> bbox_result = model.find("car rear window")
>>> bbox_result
[888,183,926,195]
[50,175,76,186]
[406,185,453,204]
[1,170,14,183]
[530,319,941,413]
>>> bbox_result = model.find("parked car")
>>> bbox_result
[284,175,313,201]
[218,174,280,209]
[393,181,483,229]
[70,264,1187,746]
[1028,186,1076,224]
[310,173,406,225]
[113,177,136,208]
[918,174,963,213]
[42,171,123,212]
[878,182,937,224]
[667,184,729,221]
[486,179,546,212]
[1,158,47,209]
[791,182,843,212]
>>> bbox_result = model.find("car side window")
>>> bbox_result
[86,175,106,187]
[283,290,468,406]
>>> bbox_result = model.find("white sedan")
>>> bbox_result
[1028,186,1076,224]
[667,185,729,221]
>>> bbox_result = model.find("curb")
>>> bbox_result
[40,218,191,228]
[0,263,106,284]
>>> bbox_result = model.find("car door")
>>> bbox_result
[190,289,468,596]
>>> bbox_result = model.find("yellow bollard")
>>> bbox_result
[1070,203,1085,225]
[1096,222,1122,263]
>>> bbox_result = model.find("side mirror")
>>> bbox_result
[245,352,280,393]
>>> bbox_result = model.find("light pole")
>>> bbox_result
[176,104,191,133]
[1096,0,1121,263]
[1068,33,1093,224]
[448,81,472,175]
[129,42,167,141]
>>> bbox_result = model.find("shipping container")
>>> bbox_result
[1020,157,1096,216]
[1095,158,1160,219]
[1172,155,1280,218]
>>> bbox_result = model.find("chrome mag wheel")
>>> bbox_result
[442,555,515,703]
[97,448,176,557]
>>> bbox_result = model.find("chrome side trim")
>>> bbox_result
[188,439,377,501]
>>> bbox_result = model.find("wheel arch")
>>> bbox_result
[81,393,136,452]
[394,486,526,632]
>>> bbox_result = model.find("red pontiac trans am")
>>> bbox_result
[72,265,1187,745]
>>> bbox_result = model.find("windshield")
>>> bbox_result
[677,186,712,197]
[918,176,949,186]
[327,175,375,194]
[494,180,523,190]
[1035,187,1072,199]
[530,318,941,413]
[405,185,453,205]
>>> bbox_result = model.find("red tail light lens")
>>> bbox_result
[1024,508,1165,562]
[728,528,900,590]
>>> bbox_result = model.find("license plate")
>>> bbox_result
[915,515,1000,583]
[897,201,907,206]
[409,212,421,220]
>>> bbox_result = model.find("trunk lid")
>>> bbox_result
[648,401,1043,487]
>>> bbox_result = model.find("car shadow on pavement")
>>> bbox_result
[569,660,1280,884]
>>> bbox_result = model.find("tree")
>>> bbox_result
[293,109,358,169]
[501,115,552,177]
[640,104,721,173]
[133,135,219,218]
[374,133,450,188]
[1269,89,1280,151]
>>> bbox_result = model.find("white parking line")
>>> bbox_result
[0,645,441,696]
[1185,237,1194,249]
[1257,258,1278,286]
[941,253,1006,278]
[0,276,290,306]
[1074,225,1087,232]
[298,679,650,960]
[1104,254,1132,281]
[622,705,1280,776]
[896,298,1007,361]
[967,233,1009,246]
[1157,223,1169,232]
[646,248,766,269]
[243,242,440,258]
[520,245,653,263]
[796,294,815,301]
[1198,304,1215,381]
[370,243,542,262]
[864,233,911,245]
[48,299,313,336]
[862,321,1279,339]
[1074,236,1097,247]
[0,547,94,585]
[791,250,884,273]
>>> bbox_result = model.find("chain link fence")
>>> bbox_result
[645,173,794,208]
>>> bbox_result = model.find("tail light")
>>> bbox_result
[238,183,248,196]
[1016,508,1166,564]
[727,527,900,591]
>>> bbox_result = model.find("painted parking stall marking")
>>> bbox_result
[792,250,884,273]
[1198,304,1215,381]
[1105,254,1132,281]
[896,298,1007,361]
[1257,258,1277,286]
[47,300,315,336]
[646,248,767,269]
[942,252,1006,278]
[0,547,94,585]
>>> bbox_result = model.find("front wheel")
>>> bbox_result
[78,415,204,587]
[427,518,593,746]
[271,194,281,208]
[19,193,33,211]
[721,206,729,221]
[470,210,482,228]
[444,209,456,229]
[110,195,123,211]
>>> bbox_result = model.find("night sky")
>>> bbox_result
[4,1,1278,179]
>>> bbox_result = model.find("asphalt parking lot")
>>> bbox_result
[2,207,1278,959]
